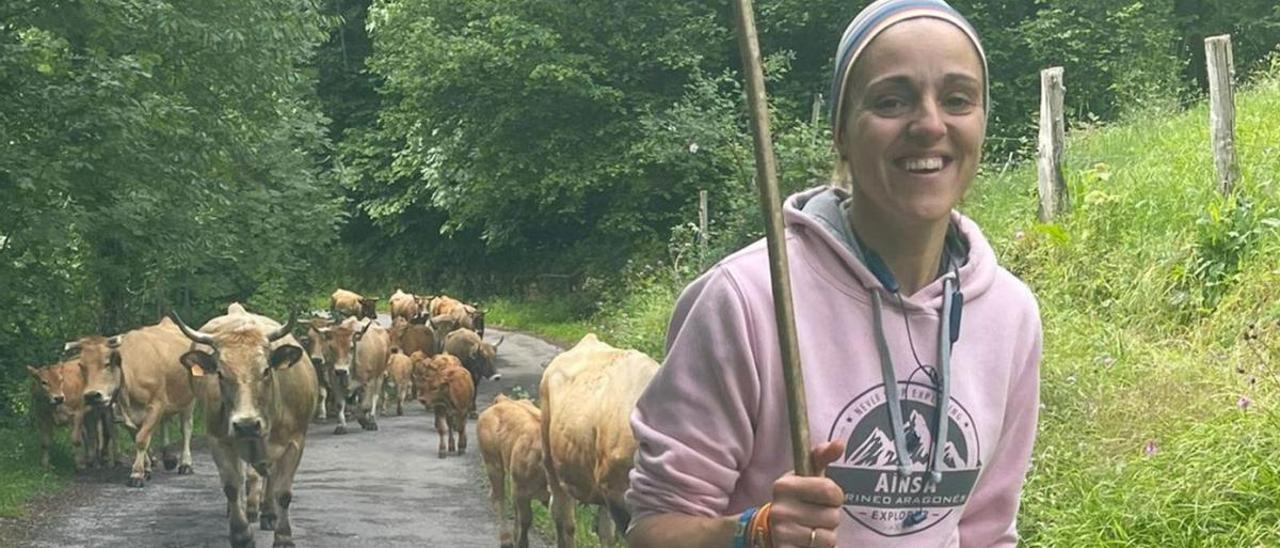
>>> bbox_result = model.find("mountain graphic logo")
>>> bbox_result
[845,410,964,469]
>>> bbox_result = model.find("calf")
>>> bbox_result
[411,352,473,459]
[479,394,548,548]
[316,317,390,434]
[28,360,111,470]
[442,328,504,416]
[383,348,413,416]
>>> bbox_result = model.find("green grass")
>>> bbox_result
[492,75,1280,546]
[0,424,65,518]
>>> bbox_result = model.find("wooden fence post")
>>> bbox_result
[1037,67,1068,222]
[1205,35,1239,195]
[698,189,708,267]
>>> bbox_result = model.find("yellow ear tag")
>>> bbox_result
[190,365,206,377]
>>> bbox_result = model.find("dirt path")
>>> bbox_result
[20,326,560,548]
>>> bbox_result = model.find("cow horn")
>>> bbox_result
[267,314,296,342]
[63,340,82,353]
[493,336,505,349]
[107,335,123,348]
[170,312,215,345]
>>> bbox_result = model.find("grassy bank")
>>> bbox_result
[487,74,1280,546]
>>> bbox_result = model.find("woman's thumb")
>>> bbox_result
[810,440,846,476]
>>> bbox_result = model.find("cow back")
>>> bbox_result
[355,322,390,383]
[539,334,659,506]
[116,318,196,415]
[479,397,546,496]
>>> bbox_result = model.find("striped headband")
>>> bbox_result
[829,0,989,142]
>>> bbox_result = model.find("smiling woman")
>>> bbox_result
[625,1,1042,547]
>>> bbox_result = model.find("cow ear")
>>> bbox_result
[26,366,41,379]
[180,350,217,377]
[108,351,122,369]
[269,345,303,370]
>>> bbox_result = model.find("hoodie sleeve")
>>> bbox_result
[626,266,762,522]
[958,302,1042,547]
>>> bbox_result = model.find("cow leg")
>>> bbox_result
[548,488,577,548]
[454,408,468,455]
[314,384,327,422]
[396,384,407,416]
[245,467,262,523]
[594,506,618,547]
[178,403,195,474]
[67,410,87,471]
[485,454,512,548]
[161,415,179,471]
[35,411,53,470]
[127,404,165,487]
[211,442,254,548]
[268,440,304,547]
[359,377,380,431]
[258,468,277,532]
[435,407,448,458]
[516,495,535,548]
[333,382,349,435]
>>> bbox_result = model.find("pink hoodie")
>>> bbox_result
[627,186,1041,546]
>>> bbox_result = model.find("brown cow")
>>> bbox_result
[443,328,504,416]
[388,289,420,322]
[411,352,473,459]
[389,316,435,357]
[172,304,317,548]
[298,316,336,421]
[539,333,659,548]
[28,359,111,470]
[383,348,413,416]
[330,289,378,321]
[317,317,390,434]
[479,394,548,548]
[74,317,196,487]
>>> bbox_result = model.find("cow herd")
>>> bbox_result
[26,288,664,548]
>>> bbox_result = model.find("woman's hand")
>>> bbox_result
[767,441,846,547]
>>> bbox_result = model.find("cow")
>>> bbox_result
[298,316,336,421]
[479,394,549,548]
[171,303,317,548]
[539,333,659,548]
[388,289,420,322]
[28,359,112,471]
[330,289,378,321]
[73,317,196,487]
[442,328,504,416]
[315,317,390,434]
[389,316,435,357]
[383,348,413,416]
[411,352,473,459]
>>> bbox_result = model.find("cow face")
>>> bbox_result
[172,314,301,439]
[28,365,67,405]
[74,336,123,408]
[300,317,331,368]
[474,336,504,381]
[319,319,373,384]
[359,298,378,320]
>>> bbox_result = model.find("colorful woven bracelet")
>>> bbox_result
[732,506,759,548]
[749,502,773,547]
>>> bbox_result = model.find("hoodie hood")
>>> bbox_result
[783,186,998,311]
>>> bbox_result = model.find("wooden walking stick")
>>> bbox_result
[729,0,813,476]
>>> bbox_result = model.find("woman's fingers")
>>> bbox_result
[773,474,844,508]
[809,440,845,476]
[769,519,837,548]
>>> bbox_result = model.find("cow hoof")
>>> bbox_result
[247,511,259,522]
[334,425,347,435]
[144,470,153,480]
[178,464,193,475]
[260,513,277,531]
[468,410,479,419]
[231,533,255,548]
[438,451,446,459]
[127,476,145,488]
[163,456,179,471]
[397,409,404,416]
[362,422,378,431]
[272,538,295,548]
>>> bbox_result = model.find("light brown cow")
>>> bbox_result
[383,348,413,416]
[411,352,473,459]
[479,394,548,548]
[388,289,420,322]
[389,316,435,357]
[330,289,378,321]
[539,333,659,548]
[28,359,111,470]
[317,317,390,434]
[74,317,196,487]
[172,303,317,548]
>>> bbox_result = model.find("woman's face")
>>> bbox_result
[839,18,986,227]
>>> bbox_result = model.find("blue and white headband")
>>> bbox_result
[829,0,989,142]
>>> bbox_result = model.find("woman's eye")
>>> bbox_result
[944,95,976,112]
[873,96,908,113]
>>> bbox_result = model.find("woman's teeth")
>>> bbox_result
[904,157,945,172]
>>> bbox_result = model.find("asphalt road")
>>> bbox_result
[22,325,559,548]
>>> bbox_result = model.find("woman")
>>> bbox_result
[625,1,1042,546]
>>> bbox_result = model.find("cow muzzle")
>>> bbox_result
[83,391,110,407]
[49,395,65,405]
[232,417,264,438]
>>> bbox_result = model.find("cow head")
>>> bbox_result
[298,316,332,368]
[359,298,379,319]
[317,318,373,385]
[28,365,67,406]
[472,336,504,381]
[72,335,123,408]
[389,317,409,348]
[171,313,302,439]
